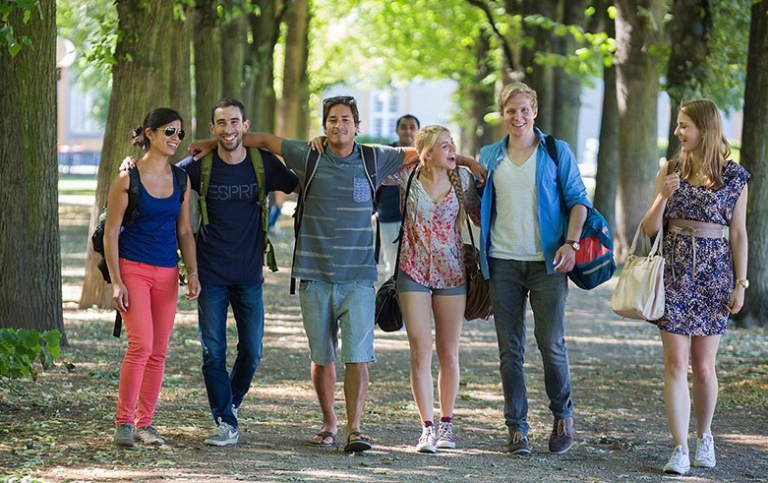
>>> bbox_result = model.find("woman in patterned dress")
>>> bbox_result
[641,99,749,475]
[382,125,481,453]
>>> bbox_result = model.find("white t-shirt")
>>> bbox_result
[489,147,544,261]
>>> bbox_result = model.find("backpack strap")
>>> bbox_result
[198,152,214,232]
[545,134,558,167]
[171,164,188,204]
[290,148,322,294]
[250,148,278,272]
[123,166,141,225]
[360,144,381,264]
[391,167,418,279]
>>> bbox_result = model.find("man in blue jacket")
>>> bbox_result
[477,83,590,456]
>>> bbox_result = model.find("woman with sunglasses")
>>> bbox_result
[104,107,200,447]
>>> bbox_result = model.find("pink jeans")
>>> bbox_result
[115,258,179,427]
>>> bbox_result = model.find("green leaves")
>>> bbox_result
[0,328,61,385]
[0,0,42,58]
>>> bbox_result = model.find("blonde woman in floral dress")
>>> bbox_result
[383,125,481,453]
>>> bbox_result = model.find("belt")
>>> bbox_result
[666,219,726,281]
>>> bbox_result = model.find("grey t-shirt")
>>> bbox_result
[281,140,406,283]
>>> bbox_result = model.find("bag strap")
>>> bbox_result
[290,148,322,294]
[170,164,187,204]
[198,151,214,231]
[249,149,278,272]
[124,166,141,225]
[392,168,419,279]
[629,222,663,258]
[360,144,381,264]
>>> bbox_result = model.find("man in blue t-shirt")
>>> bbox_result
[177,97,298,447]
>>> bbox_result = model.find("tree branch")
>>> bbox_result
[465,0,517,72]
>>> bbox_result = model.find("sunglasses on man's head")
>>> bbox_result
[323,95,355,105]
[158,126,185,140]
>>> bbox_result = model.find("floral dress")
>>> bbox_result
[383,164,481,288]
[655,161,750,336]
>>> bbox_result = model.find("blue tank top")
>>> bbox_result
[119,169,182,267]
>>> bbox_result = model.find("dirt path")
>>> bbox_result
[1,205,767,483]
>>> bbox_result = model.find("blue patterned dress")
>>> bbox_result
[654,161,750,336]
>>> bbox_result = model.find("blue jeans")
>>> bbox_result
[198,284,264,429]
[489,258,573,435]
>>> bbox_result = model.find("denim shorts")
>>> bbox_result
[298,280,376,365]
[396,270,467,296]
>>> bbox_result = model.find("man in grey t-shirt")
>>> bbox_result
[238,96,414,453]
[192,96,485,453]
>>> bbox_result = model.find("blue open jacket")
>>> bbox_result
[477,128,592,279]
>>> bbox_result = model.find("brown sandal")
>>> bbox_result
[309,430,337,447]
[344,431,373,453]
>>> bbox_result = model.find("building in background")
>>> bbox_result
[57,51,103,175]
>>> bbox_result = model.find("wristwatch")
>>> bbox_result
[736,279,749,289]
[565,239,580,251]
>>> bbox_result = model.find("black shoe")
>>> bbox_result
[548,417,573,454]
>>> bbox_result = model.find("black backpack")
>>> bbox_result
[91,164,187,336]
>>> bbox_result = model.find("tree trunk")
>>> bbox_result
[665,0,712,160]
[221,9,246,100]
[464,26,496,158]
[79,1,175,310]
[171,6,193,158]
[0,1,65,341]
[733,1,768,328]
[518,0,555,133]
[552,0,585,149]
[613,0,664,259]
[193,0,223,140]
[246,0,282,133]
[277,0,310,139]
[592,1,619,239]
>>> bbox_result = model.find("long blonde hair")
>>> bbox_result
[415,125,466,223]
[674,99,731,189]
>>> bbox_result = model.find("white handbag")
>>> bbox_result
[610,223,665,320]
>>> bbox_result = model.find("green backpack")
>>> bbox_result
[198,149,278,272]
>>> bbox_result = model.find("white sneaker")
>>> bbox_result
[231,404,239,420]
[693,434,716,468]
[436,421,456,449]
[416,425,437,453]
[204,419,239,446]
[663,445,690,475]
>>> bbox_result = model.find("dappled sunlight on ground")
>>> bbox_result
[2,204,766,482]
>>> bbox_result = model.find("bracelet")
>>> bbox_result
[187,272,199,278]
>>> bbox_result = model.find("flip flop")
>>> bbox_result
[309,431,336,447]
[344,431,373,453]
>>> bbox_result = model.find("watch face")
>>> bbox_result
[568,241,580,251]
[740,279,750,289]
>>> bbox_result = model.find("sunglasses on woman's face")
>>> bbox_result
[159,126,185,140]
